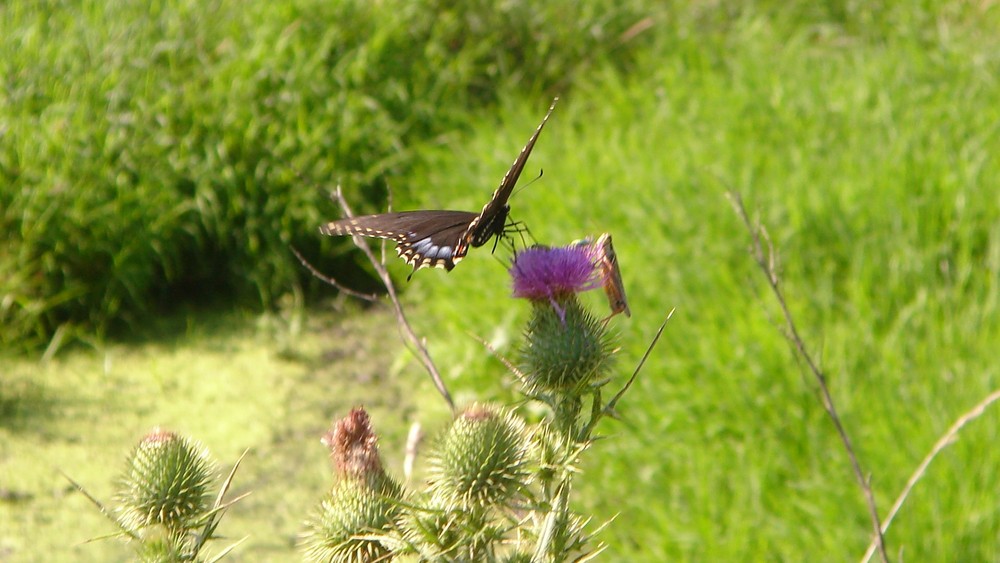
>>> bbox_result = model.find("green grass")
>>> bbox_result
[402,5,1000,560]
[4,0,1000,560]
[0,0,648,349]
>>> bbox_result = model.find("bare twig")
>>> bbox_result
[728,191,889,562]
[403,420,424,486]
[331,186,455,411]
[290,245,380,302]
[617,17,655,46]
[861,388,1000,562]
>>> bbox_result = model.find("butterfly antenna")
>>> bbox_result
[511,169,545,199]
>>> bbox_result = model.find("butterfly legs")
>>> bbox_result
[494,218,534,255]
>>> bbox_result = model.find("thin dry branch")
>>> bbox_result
[290,245,380,302]
[861,388,1000,562]
[728,191,889,563]
[330,186,455,412]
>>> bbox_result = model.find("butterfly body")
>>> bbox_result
[320,98,557,273]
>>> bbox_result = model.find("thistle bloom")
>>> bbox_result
[511,245,602,319]
[512,241,616,397]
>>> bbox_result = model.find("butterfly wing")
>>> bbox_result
[594,233,630,318]
[320,99,559,274]
[319,210,479,271]
[459,98,559,254]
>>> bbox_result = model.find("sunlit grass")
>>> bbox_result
[0,306,453,560]
[403,10,1000,561]
[4,1,1000,561]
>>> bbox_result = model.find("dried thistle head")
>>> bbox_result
[321,407,386,485]
[303,408,402,562]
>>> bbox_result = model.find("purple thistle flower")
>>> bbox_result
[510,244,602,306]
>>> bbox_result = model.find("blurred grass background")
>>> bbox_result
[3,0,1000,560]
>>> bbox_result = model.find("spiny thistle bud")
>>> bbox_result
[427,404,530,509]
[302,408,402,563]
[115,428,215,534]
[520,297,613,394]
[301,478,402,563]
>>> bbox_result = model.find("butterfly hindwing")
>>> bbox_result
[319,211,478,271]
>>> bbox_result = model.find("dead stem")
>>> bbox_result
[728,191,889,562]
[861,389,1000,562]
[300,185,455,411]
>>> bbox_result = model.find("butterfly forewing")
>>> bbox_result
[320,211,478,271]
[460,98,559,253]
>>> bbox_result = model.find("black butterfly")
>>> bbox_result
[320,98,558,273]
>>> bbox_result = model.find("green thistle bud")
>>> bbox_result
[520,298,613,394]
[115,428,215,534]
[301,477,402,563]
[428,404,530,509]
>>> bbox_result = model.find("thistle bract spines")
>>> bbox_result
[301,476,402,563]
[133,529,187,562]
[520,298,613,394]
[428,404,530,509]
[115,429,215,534]
[502,551,534,563]
[397,496,464,560]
